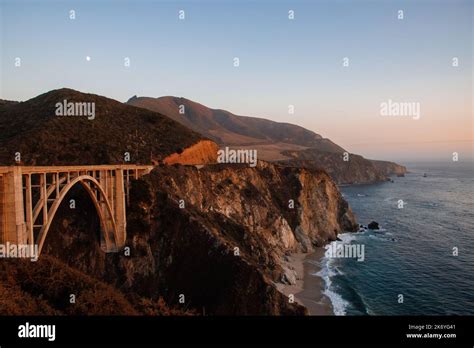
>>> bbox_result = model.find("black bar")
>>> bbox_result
[0,316,473,346]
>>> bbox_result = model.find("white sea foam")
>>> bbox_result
[338,232,358,244]
[316,232,359,315]
[316,257,350,315]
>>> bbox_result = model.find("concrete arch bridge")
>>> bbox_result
[0,165,153,256]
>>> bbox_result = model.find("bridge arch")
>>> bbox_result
[36,175,118,255]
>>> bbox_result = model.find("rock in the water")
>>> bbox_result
[368,221,380,230]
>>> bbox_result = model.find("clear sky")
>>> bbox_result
[1,0,472,162]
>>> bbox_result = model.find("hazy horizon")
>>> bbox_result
[1,0,472,163]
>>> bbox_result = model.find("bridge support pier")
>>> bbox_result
[1,167,27,245]
[114,169,127,249]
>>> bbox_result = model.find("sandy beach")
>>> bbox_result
[276,248,333,315]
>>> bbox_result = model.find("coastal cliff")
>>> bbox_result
[279,150,407,184]
[115,161,357,314]
[0,161,357,315]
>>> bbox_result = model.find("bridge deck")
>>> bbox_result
[0,165,154,175]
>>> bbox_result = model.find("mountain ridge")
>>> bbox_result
[127,95,406,183]
[126,96,346,151]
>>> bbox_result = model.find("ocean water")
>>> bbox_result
[316,161,474,315]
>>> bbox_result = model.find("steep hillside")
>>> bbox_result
[0,89,205,165]
[127,96,344,152]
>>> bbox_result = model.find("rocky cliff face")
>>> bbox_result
[129,162,356,313]
[118,161,357,315]
[149,162,357,252]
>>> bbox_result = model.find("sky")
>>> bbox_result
[0,0,472,162]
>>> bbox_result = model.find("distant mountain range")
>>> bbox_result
[127,95,406,184]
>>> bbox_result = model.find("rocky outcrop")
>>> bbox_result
[368,221,380,230]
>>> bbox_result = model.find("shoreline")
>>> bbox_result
[276,249,333,315]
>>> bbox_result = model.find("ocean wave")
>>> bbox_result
[337,232,359,243]
[316,234,359,315]
[316,258,350,315]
